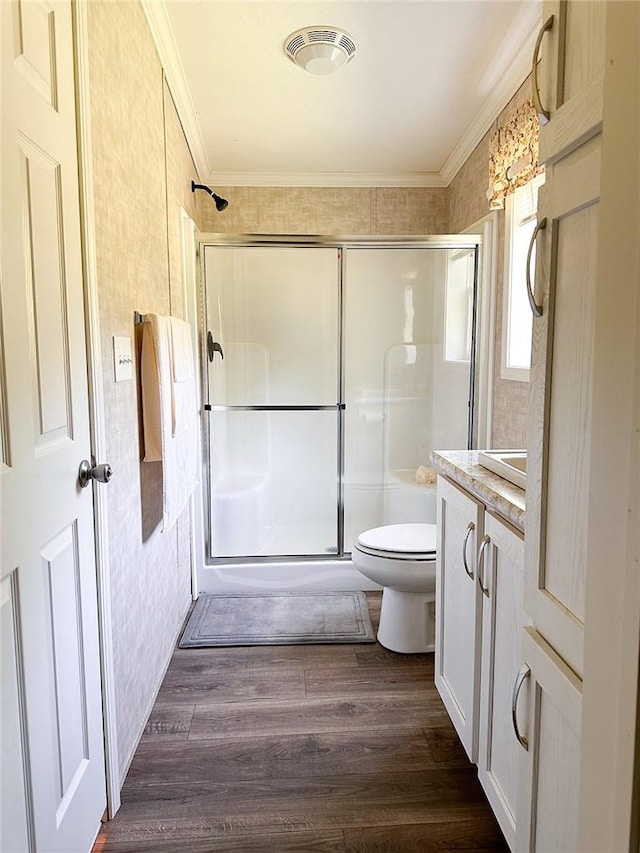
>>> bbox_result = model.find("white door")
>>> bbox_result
[477,513,526,851]
[526,0,605,681]
[434,475,483,761]
[515,627,582,853]
[1,1,107,851]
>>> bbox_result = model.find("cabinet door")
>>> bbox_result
[535,0,605,165]
[515,627,582,853]
[435,475,483,761]
[526,0,604,678]
[477,514,527,851]
[526,137,600,678]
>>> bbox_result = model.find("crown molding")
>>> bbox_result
[440,14,541,185]
[205,171,448,188]
[141,0,209,180]
[142,0,540,190]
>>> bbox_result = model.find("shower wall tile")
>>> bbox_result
[449,76,533,448]
[196,185,448,235]
[87,0,199,784]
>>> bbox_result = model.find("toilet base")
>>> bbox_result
[377,588,435,654]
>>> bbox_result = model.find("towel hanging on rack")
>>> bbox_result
[140,313,198,532]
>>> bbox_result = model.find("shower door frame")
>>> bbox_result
[197,233,482,566]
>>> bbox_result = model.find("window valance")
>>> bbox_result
[487,99,543,210]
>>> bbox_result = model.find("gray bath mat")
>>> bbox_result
[179,591,375,647]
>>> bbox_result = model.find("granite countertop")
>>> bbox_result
[430,450,525,533]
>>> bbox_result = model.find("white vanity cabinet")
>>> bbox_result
[477,513,527,851]
[435,473,527,850]
[434,475,483,762]
[435,476,526,849]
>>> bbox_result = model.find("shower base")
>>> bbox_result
[198,558,380,595]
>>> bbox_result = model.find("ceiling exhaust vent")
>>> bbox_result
[284,26,357,76]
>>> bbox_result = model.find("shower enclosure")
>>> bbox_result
[201,237,479,564]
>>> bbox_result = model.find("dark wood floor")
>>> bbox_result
[93,593,507,853]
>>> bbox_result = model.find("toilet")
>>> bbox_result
[352,523,437,654]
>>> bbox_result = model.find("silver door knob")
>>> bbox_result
[78,459,113,489]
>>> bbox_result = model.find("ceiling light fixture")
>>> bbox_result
[284,26,356,76]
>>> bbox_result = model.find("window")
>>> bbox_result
[444,247,475,363]
[501,173,545,380]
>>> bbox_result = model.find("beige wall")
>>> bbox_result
[196,186,449,234]
[87,0,200,780]
[449,77,534,448]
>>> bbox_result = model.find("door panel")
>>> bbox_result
[19,138,73,447]
[526,135,601,678]
[435,475,483,762]
[13,0,59,107]
[477,514,526,849]
[209,409,338,557]
[543,204,598,625]
[204,245,340,559]
[343,248,474,551]
[1,573,32,853]
[537,0,605,166]
[562,0,606,105]
[205,245,339,406]
[516,627,582,853]
[44,524,90,799]
[1,1,106,850]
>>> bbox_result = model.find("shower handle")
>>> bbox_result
[207,331,224,361]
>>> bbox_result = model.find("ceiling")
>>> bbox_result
[145,1,542,187]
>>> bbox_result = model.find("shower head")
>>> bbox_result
[213,194,229,212]
[191,181,229,212]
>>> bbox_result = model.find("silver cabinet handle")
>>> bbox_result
[532,15,554,124]
[477,534,491,597]
[526,218,547,317]
[462,522,475,579]
[512,663,531,750]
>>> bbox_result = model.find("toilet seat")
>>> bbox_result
[355,523,437,560]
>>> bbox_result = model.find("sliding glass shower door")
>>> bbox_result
[203,239,478,562]
[343,247,476,552]
[204,245,340,557]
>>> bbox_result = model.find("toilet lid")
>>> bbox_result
[355,523,437,556]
